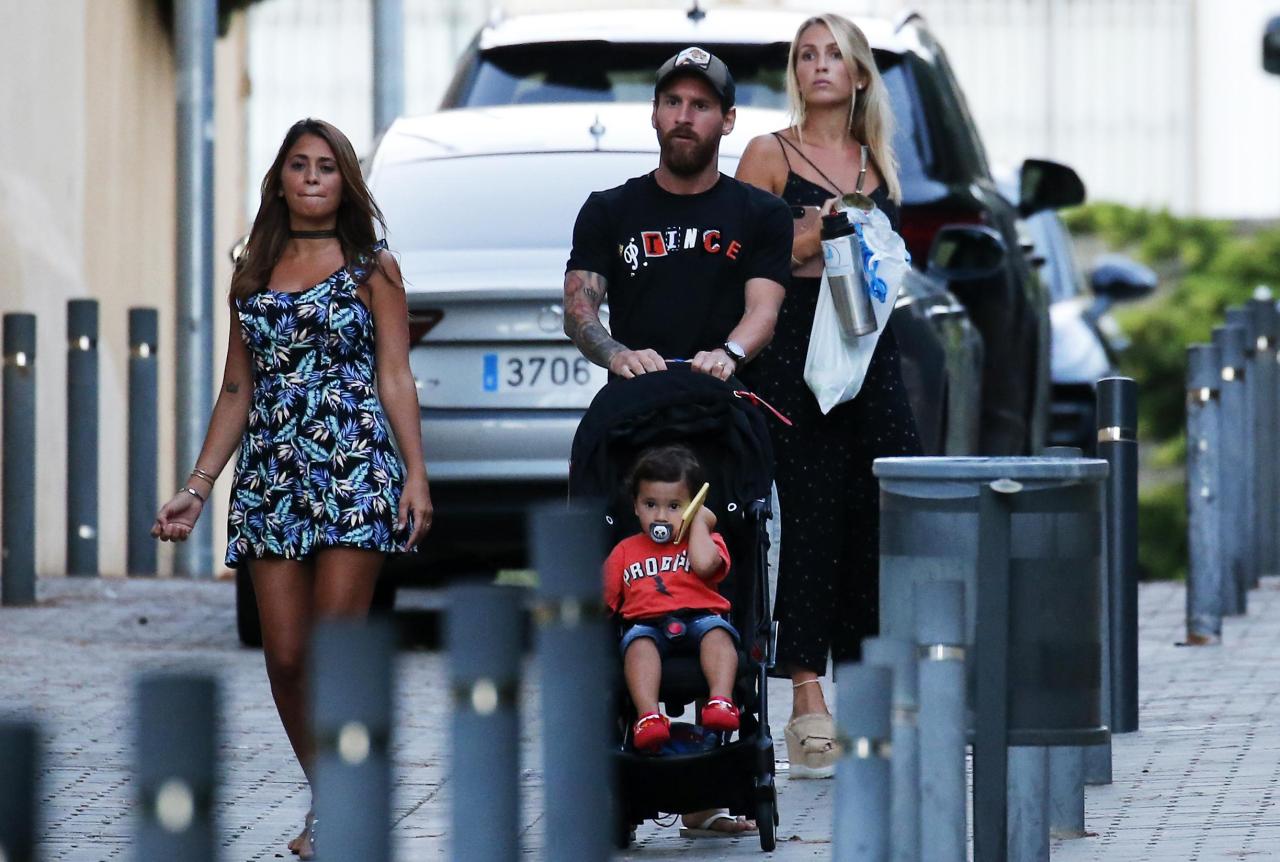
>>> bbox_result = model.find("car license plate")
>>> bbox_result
[482,349,605,394]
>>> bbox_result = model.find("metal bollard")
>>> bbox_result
[530,502,612,862]
[1041,446,1101,807]
[128,308,159,576]
[914,580,966,862]
[135,673,218,862]
[1247,297,1277,579]
[1048,745,1085,838]
[66,299,99,576]
[1008,746,1049,861]
[2,314,37,607]
[447,584,522,862]
[312,620,395,862]
[1186,344,1223,645]
[1212,328,1248,616]
[1099,376,1140,735]
[1227,306,1261,590]
[0,720,39,862]
[863,638,919,862]
[833,663,892,862]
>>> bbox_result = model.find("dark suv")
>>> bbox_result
[441,6,1085,454]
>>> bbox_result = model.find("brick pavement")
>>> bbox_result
[2,575,1278,860]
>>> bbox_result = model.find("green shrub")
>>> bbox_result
[1066,203,1280,579]
[1137,480,1187,581]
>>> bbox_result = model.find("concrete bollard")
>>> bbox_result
[1247,297,1277,580]
[128,308,159,576]
[914,580,966,862]
[1212,328,1248,616]
[447,584,522,862]
[66,299,99,576]
[863,637,919,862]
[312,619,395,862]
[2,313,37,607]
[1008,746,1050,861]
[0,719,39,862]
[1048,745,1086,838]
[834,663,892,862]
[135,673,218,862]
[1186,344,1223,645]
[530,502,612,862]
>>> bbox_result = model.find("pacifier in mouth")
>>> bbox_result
[649,521,674,544]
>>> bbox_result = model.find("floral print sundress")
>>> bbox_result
[225,241,405,564]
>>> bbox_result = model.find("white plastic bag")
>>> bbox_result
[803,205,912,414]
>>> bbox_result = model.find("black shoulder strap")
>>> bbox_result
[772,132,845,197]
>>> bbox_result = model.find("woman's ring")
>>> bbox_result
[716,361,725,367]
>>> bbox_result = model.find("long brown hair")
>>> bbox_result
[230,118,387,302]
[785,14,902,203]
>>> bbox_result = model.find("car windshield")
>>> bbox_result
[375,151,727,250]
[464,42,791,108]
[457,44,947,190]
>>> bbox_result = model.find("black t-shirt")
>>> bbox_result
[566,172,792,362]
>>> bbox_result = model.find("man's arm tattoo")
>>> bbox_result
[563,270,625,368]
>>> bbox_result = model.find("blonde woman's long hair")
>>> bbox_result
[785,14,901,203]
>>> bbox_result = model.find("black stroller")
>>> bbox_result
[569,363,780,851]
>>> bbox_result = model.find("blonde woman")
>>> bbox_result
[735,14,921,778]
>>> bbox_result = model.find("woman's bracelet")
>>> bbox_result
[190,466,216,484]
[181,486,207,504]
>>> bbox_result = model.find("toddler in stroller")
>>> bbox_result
[604,444,743,753]
[570,364,781,851]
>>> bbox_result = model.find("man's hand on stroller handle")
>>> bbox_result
[608,348,668,378]
[690,348,736,381]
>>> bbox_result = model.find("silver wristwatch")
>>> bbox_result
[723,340,747,364]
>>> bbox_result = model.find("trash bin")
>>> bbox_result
[874,456,1109,747]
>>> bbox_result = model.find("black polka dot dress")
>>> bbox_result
[751,174,923,676]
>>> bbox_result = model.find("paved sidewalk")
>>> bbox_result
[2,575,1278,859]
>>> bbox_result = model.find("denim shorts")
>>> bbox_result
[619,612,739,659]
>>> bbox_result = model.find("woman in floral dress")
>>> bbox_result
[152,118,432,858]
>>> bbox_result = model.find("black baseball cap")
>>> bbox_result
[654,46,736,110]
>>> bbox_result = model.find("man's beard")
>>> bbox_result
[659,128,719,176]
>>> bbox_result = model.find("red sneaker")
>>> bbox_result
[701,697,740,733]
[633,712,671,752]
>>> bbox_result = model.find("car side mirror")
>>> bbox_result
[1018,159,1086,216]
[1265,16,1280,74]
[1089,254,1157,302]
[927,225,1007,282]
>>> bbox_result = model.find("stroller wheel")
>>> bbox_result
[757,793,777,851]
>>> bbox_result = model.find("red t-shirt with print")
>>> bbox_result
[603,532,731,621]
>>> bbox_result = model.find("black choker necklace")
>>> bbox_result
[290,229,338,239]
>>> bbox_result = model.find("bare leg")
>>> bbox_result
[312,547,383,619]
[683,630,755,835]
[250,558,316,855]
[699,629,738,700]
[622,637,662,716]
[790,665,830,720]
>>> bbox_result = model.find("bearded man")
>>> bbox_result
[564,47,792,384]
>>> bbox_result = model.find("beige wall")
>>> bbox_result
[0,0,246,577]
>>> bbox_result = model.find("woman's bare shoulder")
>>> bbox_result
[736,131,790,193]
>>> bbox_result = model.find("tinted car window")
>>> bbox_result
[463,42,791,108]
[375,152,740,250]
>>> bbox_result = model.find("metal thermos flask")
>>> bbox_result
[820,210,878,337]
